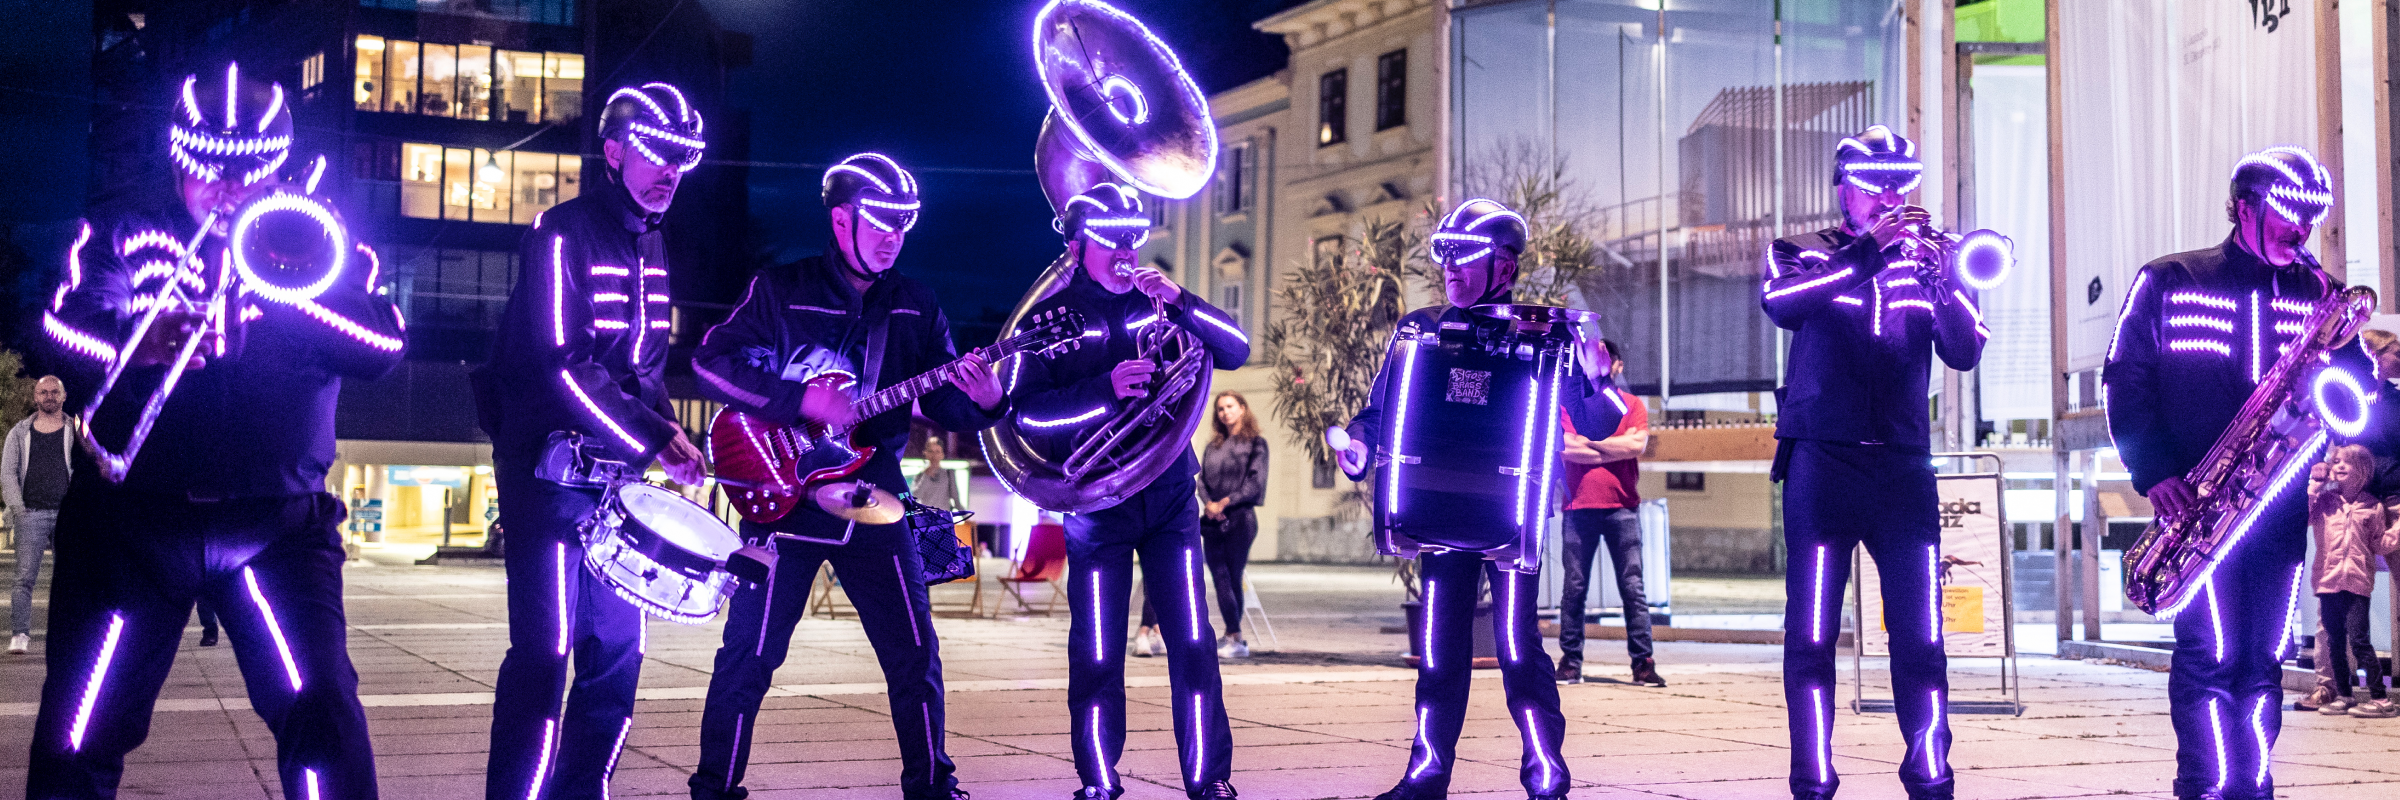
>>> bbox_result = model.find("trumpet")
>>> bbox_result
[1878,205,2015,295]
[79,185,352,482]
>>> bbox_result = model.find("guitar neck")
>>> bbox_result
[841,339,1027,430]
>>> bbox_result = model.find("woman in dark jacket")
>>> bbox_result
[1133,391,1271,658]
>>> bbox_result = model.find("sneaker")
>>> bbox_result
[7,633,26,654]
[1191,780,1238,799]
[1218,636,1249,658]
[2350,698,2400,719]
[1630,657,1666,687]
[2296,686,2336,711]
[1372,786,1441,800]
[1554,659,1583,684]
[1131,629,1158,658]
[2320,695,2356,715]
[1071,787,1117,800]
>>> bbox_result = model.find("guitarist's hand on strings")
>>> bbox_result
[659,432,708,486]
[950,352,1005,410]
[800,382,859,429]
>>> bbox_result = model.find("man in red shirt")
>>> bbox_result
[1557,337,1664,686]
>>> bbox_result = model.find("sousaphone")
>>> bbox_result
[982,0,1220,514]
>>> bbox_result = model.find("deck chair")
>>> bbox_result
[993,522,1068,616]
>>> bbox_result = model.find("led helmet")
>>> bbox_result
[2231,146,2334,226]
[1832,124,1923,194]
[1058,182,1151,250]
[171,62,294,186]
[598,82,706,173]
[821,153,922,233]
[1430,198,1527,267]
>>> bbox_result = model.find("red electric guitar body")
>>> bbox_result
[711,307,1087,523]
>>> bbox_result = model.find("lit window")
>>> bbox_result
[302,52,325,92]
[356,36,581,124]
[1318,69,1348,147]
[400,143,579,224]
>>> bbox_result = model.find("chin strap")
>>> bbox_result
[836,218,886,285]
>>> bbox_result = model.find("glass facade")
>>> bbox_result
[357,35,582,123]
[1452,0,1894,397]
[358,0,577,27]
[400,143,581,224]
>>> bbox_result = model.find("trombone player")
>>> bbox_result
[29,63,403,799]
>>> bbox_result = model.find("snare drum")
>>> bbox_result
[1370,304,1587,573]
[580,483,743,623]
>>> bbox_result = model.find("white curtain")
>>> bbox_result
[2058,0,2321,374]
[1973,64,2051,422]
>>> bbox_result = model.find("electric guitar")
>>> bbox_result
[710,307,1088,523]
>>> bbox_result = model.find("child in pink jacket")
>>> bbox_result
[2308,444,2400,717]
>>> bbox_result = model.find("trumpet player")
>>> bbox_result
[686,153,1005,800]
[1331,198,1573,800]
[1007,183,1248,800]
[2103,146,2346,800]
[29,63,402,800]
[1762,124,1987,800]
[472,83,709,800]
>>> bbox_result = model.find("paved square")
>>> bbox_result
[2,557,2396,799]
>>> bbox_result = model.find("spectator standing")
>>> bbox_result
[2301,328,2400,710]
[1198,392,1268,657]
[1556,340,1664,687]
[913,436,963,512]
[4,376,72,654]
[2305,444,2400,717]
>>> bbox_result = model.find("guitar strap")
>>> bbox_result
[861,287,893,397]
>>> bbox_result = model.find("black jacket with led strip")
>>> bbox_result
[479,180,681,465]
[689,249,1007,520]
[1762,226,1987,450]
[1007,269,1251,487]
[1336,299,1596,484]
[44,206,406,498]
[2103,235,2365,495]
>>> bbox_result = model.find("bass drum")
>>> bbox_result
[580,483,743,623]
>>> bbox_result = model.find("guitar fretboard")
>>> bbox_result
[834,329,1047,434]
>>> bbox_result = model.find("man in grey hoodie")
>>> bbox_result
[4,375,73,654]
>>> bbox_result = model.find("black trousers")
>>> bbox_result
[1065,475,1233,796]
[1558,507,1652,663]
[27,477,377,800]
[1138,505,1257,637]
[485,458,647,800]
[1395,550,1569,797]
[690,515,954,800]
[1781,440,1951,800]
[2163,487,2305,800]
[2320,590,2385,699]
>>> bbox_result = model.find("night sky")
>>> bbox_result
[694,0,1297,344]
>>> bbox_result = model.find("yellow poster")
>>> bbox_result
[1943,586,1984,633]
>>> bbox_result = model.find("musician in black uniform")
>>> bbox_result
[1332,198,1571,800]
[686,153,1005,800]
[473,83,710,800]
[30,64,403,800]
[2104,146,2346,800]
[1764,125,1986,800]
[1008,183,1248,800]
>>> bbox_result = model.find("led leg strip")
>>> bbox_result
[723,713,743,791]
[1089,568,1106,664]
[1810,686,1831,783]
[243,567,303,691]
[1088,704,1114,791]
[69,613,127,751]
[1184,548,1203,643]
[556,543,570,656]
[1521,707,1559,790]
[2210,698,2230,792]
[528,717,557,800]
[1408,703,1439,778]
[304,768,320,800]
[605,716,632,782]
[1927,545,1942,644]
[1190,692,1207,779]
[2274,563,2305,661]
[891,555,923,646]
[1421,577,1437,670]
[2250,694,2274,787]
[1925,689,1947,780]
[2207,583,2226,663]
[1811,546,1827,643]
[1500,571,1521,663]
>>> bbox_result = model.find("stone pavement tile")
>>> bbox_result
[708,755,906,790]
[746,734,905,764]
[1234,701,1417,727]
[1940,736,2174,770]
[949,751,1081,782]
[1276,720,1417,744]
[2271,760,2400,786]
[974,732,1075,755]
[2257,724,2400,755]
[1599,711,1799,733]
[372,770,486,799]
[360,712,493,736]
[1973,714,2168,740]
[1573,751,1887,786]
[116,755,277,787]
[371,750,490,778]
[1219,740,1406,770]
[629,743,702,769]
[1963,762,2180,794]
[2276,751,2400,776]
[950,710,1077,737]
[361,730,502,757]
[1552,729,1761,758]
